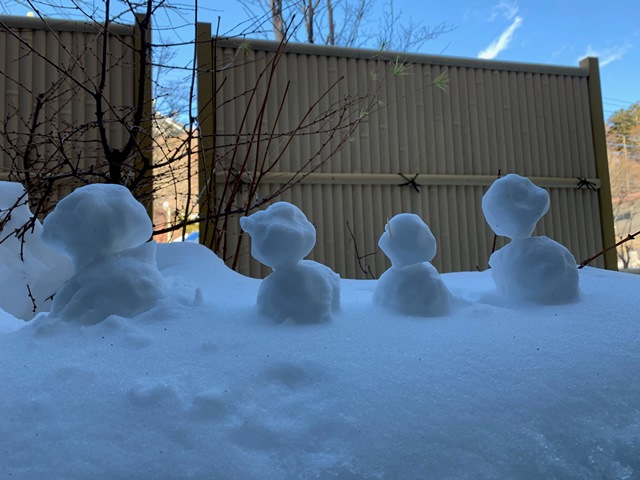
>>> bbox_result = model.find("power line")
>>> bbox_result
[604,96,638,105]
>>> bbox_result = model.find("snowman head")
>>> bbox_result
[42,184,152,271]
[378,213,437,268]
[482,174,550,239]
[240,202,316,269]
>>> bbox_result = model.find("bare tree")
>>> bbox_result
[238,0,455,51]
[1,2,157,214]
[0,0,380,274]
[1,0,450,299]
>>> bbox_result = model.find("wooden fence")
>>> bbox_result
[196,28,615,278]
[0,15,152,212]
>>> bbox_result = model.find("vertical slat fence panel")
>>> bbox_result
[0,15,146,210]
[199,35,615,278]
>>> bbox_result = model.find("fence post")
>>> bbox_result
[196,22,214,248]
[580,56,617,270]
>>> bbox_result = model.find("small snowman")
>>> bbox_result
[240,202,340,323]
[482,174,579,304]
[41,184,168,324]
[373,213,451,316]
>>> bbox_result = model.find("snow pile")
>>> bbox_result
[483,174,580,304]
[41,184,168,324]
[240,202,340,323]
[0,181,73,320]
[374,213,451,316]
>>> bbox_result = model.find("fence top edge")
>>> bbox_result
[210,36,589,77]
[0,15,134,36]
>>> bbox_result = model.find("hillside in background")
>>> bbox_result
[607,101,640,270]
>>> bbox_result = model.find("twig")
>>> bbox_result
[578,230,640,269]
[346,221,375,279]
[26,284,37,316]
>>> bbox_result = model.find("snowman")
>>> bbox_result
[482,174,579,304]
[373,213,451,316]
[240,202,340,323]
[41,184,168,324]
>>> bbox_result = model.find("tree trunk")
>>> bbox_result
[326,0,335,45]
[305,0,315,43]
[271,0,285,41]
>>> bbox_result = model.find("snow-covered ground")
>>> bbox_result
[1,180,640,479]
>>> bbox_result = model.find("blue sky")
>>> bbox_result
[420,0,640,119]
[208,0,640,120]
[5,0,639,120]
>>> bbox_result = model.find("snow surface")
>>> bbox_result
[1,183,640,478]
[0,243,638,478]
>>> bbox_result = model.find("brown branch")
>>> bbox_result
[578,230,640,269]
[346,221,375,278]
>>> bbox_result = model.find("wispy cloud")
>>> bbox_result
[478,16,523,59]
[580,44,632,66]
[551,45,568,59]
[489,0,519,21]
